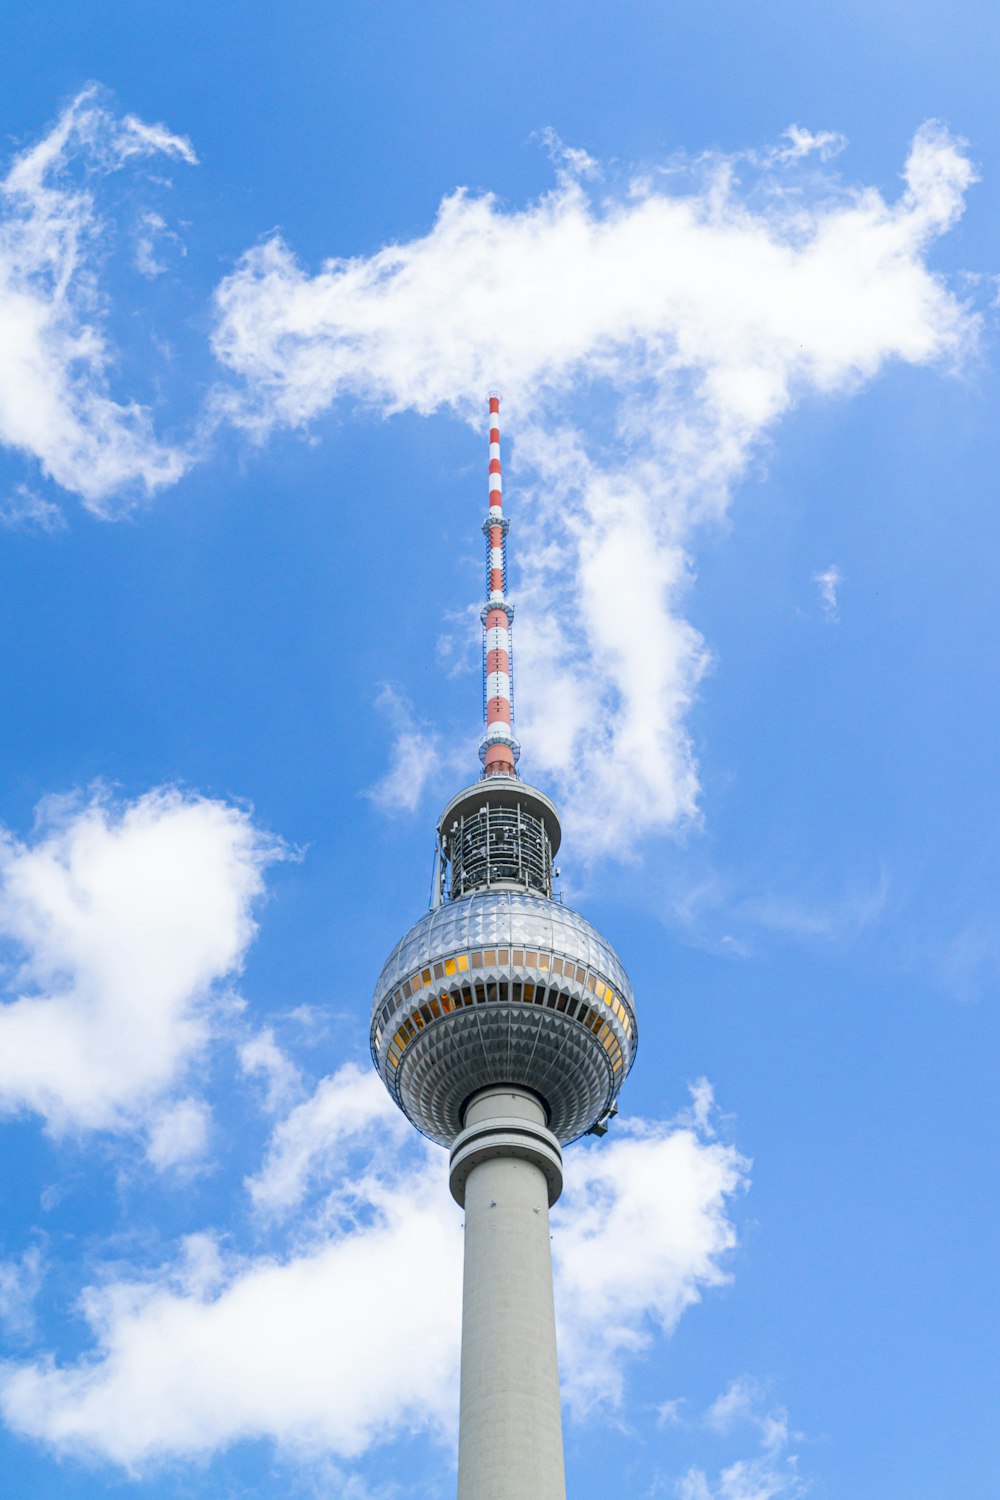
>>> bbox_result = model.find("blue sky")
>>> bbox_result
[0,3,997,1497]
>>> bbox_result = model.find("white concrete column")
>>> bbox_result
[449,1087,566,1500]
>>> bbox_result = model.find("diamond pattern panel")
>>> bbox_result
[373,890,634,1012]
[389,1004,616,1146]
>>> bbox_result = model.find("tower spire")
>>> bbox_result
[479,394,520,778]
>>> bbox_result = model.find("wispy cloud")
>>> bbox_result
[932,915,1000,1003]
[738,870,888,942]
[211,123,976,853]
[0,1246,44,1342]
[676,1378,806,1500]
[133,210,186,280]
[145,1097,212,1171]
[245,1062,407,1217]
[0,484,66,533]
[770,124,847,164]
[366,683,444,814]
[814,563,844,621]
[667,862,889,954]
[239,1026,304,1115]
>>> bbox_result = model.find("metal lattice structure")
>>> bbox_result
[447,800,551,897]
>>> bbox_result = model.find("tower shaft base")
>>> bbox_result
[451,1088,566,1500]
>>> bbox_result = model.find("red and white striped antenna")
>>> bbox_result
[478,394,520,778]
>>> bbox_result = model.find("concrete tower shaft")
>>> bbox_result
[451,1088,566,1500]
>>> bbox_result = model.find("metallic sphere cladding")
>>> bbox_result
[370,885,637,1146]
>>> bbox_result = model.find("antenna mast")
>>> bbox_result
[479,395,520,779]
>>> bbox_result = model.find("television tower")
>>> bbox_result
[370,396,638,1500]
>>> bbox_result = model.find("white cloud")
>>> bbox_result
[678,1379,805,1500]
[246,1062,408,1215]
[667,861,889,955]
[145,1097,211,1170]
[553,1112,748,1412]
[0,87,195,511]
[211,124,975,853]
[0,787,282,1157]
[133,210,186,280]
[657,1397,687,1427]
[0,1201,461,1469]
[0,1073,747,1469]
[738,869,888,941]
[932,914,1000,1003]
[813,563,844,620]
[366,683,444,814]
[678,1076,717,1136]
[239,1026,304,1114]
[770,125,847,164]
[0,1246,44,1341]
[0,483,66,533]
[1,1090,461,1468]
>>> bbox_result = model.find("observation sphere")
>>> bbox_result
[370,781,638,1146]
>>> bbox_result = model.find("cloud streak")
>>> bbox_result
[211,124,976,851]
[0,86,195,512]
[814,563,844,621]
[365,684,445,815]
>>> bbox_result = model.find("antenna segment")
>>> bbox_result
[479,395,520,779]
